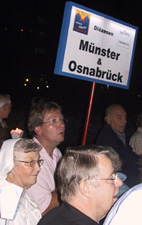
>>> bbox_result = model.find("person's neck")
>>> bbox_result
[6,173,24,189]
[36,136,56,157]
[112,127,124,135]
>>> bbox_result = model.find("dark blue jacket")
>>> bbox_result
[96,124,139,187]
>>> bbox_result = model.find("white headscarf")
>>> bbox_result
[0,138,42,223]
[0,138,21,180]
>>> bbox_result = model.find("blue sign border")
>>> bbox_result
[54,1,138,89]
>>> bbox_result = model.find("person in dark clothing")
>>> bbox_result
[96,104,140,188]
[38,145,122,225]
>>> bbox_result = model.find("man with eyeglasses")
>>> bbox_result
[26,98,65,216]
[38,145,122,225]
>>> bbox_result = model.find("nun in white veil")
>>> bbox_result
[0,138,42,225]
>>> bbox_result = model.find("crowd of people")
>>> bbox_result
[0,93,142,225]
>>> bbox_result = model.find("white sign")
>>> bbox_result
[54,2,138,89]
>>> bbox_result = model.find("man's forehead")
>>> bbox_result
[112,107,126,115]
[97,154,113,169]
[97,155,114,177]
[44,109,62,116]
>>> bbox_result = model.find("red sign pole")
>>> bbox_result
[82,82,96,146]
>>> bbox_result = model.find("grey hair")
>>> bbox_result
[0,94,11,108]
[57,145,121,202]
[13,139,42,158]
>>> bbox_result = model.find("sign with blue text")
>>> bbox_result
[54,1,138,89]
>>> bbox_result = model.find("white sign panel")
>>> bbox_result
[54,2,138,89]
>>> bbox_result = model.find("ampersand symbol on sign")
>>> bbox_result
[97,58,102,65]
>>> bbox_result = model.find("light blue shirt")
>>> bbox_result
[103,183,142,225]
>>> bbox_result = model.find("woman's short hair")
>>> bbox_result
[13,138,42,157]
[27,97,61,136]
[57,145,121,202]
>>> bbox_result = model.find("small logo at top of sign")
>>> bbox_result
[73,10,90,35]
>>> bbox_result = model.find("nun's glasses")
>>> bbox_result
[15,159,44,168]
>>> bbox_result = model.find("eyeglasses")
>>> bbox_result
[15,159,44,168]
[42,117,65,125]
[89,173,118,185]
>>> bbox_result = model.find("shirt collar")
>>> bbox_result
[33,137,58,159]
[64,202,99,225]
[112,128,125,137]
[112,128,126,145]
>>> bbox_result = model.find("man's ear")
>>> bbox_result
[79,181,91,198]
[105,116,111,125]
[34,126,41,135]
[2,104,8,112]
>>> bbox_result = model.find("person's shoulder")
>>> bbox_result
[96,124,114,144]
[129,130,142,144]
[118,183,142,204]
[129,183,142,194]
[104,184,142,225]
[38,205,65,225]
[98,124,113,135]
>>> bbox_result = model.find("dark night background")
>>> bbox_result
[1,0,142,151]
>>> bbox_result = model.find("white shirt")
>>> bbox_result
[0,179,41,225]
[103,184,142,225]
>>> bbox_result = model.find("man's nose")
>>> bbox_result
[34,162,41,172]
[123,117,127,123]
[116,177,123,187]
[58,118,65,126]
